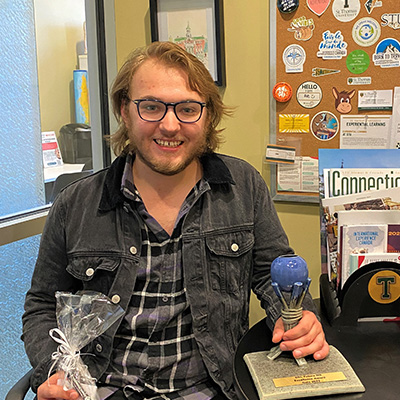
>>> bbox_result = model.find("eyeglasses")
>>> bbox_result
[127,97,206,123]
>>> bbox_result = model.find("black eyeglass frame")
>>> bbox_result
[127,97,207,123]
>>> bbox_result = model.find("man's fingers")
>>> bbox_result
[37,372,79,400]
[275,311,330,360]
[272,317,285,343]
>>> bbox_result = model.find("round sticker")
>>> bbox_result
[352,17,381,47]
[273,82,293,102]
[310,111,339,141]
[346,50,370,74]
[332,0,360,23]
[296,81,322,109]
[368,270,400,304]
[277,0,299,14]
[283,44,306,73]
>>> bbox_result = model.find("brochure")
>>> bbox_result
[321,187,400,280]
[337,210,400,287]
[42,131,63,168]
[340,224,387,287]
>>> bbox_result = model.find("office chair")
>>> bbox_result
[5,369,33,400]
[48,170,93,203]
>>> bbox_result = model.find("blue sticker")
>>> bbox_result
[317,30,348,60]
[373,38,400,68]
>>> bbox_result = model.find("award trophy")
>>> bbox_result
[243,254,365,400]
[267,254,311,366]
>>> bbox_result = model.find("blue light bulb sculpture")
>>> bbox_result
[268,254,312,366]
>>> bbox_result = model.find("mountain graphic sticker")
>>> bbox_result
[373,38,400,68]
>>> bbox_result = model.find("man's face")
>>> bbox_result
[121,60,208,176]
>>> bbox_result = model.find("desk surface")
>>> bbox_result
[234,307,400,400]
[44,163,85,183]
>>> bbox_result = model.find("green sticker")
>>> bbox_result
[346,50,370,75]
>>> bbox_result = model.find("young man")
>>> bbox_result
[23,42,328,400]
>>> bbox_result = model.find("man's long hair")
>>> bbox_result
[110,41,231,156]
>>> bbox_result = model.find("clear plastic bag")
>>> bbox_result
[49,291,124,400]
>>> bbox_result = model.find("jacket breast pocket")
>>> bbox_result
[206,230,254,294]
[66,256,121,294]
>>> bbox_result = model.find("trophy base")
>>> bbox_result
[243,345,365,400]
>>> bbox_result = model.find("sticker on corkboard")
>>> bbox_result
[277,0,299,14]
[381,13,400,30]
[312,67,340,77]
[347,76,372,85]
[365,0,382,14]
[279,114,310,133]
[288,16,315,41]
[373,38,400,68]
[317,30,348,60]
[307,0,331,16]
[273,82,293,102]
[352,17,381,47]
[332,0,360,23]
[346,50,370,74]
[283,44,306,73]
[332,87,356,114]
[310,111,339,141]
[297,81,322,109]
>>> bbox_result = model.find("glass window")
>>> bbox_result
[0,1,44,217]
[35,0,94,205]
[0,0,103,217]
[0,1,116,396]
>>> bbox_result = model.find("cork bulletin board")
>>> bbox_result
[268,0,400,203]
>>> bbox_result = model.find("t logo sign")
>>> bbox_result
[376,276,396,300]
[368,270,400,304]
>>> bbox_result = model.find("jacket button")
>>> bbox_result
[95,343,103,353]
[231,243,239,252]
[111,294,121,304]
[86,268,95,277]
[130,246,137,255]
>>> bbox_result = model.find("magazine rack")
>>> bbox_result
[320,261,400,326]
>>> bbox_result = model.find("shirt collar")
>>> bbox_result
[99,152,235,212]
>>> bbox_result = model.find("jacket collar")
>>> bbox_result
[99,152,235,212]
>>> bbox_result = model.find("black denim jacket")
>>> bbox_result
[22,152,316,399]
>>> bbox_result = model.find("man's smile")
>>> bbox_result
[154,139,183,148]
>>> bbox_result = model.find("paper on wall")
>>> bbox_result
[340,115,392,149]
[390,87,400,149]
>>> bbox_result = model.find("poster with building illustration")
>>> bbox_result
[156,0,217,80]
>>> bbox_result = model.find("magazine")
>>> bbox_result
[349,253,400,276]
[321,187,400,280]
[326,168,400,198]
[340,224,387,287]
[337,210,400,287]
[318,149,400,278]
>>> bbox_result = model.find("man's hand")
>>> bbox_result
[37,372,79,400]
[272,310,329,360]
